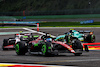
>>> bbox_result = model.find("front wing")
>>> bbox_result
[3,45,14,49]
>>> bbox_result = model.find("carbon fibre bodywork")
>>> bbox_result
[17,35,84,56]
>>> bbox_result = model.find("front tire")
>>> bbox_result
[41,42,52,56]
[15,41,28,55]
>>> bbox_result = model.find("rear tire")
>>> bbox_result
[15,41,28,55]
[86,34,95,43]
[2,39,9,50]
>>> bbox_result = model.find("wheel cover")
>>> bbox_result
[42,44,46,55]
[91,35,95,42]
[15,44,19,53]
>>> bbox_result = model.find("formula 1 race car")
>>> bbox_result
[55,29,95,43]
[15,34,88,56]
[2,32,39,50]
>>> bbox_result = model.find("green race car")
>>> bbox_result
[55,29,95,43]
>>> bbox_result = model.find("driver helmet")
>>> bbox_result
[46,34,51,38]
[19,31,23,33]
[19,31,24,35]
[46,38,52,42]
[69,29,74,33]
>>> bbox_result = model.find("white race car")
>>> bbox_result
[2,33,35,50]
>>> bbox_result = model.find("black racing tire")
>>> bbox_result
[2,46,8,50]
[3,39,9,46]
[41,42,52,56]
[91,34,95,43]
[72,39,83,56]
[84,45,89,52]
[20,36,24,41]
[15,41,28,55]
[86,34,95,43]
[2,39,9,50]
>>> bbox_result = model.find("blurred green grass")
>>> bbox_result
[13,14,100,19]
[40,22,100,27]
[0,22,100,28]
[1,14,100,27]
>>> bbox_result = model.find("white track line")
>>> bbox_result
[1,27,100,35]
[0,31,33,35]
[23,28,56,38]
[0,27,100,30]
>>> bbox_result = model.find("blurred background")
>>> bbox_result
[0,0,100,16]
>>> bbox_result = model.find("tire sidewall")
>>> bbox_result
[86,34,95,43]
[15,41,28,55]
[72,39,83,56]
[41,42,52,56]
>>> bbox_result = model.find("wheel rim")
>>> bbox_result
[42,44,46,55]
[15,44,19,53]
[91,35,95,42]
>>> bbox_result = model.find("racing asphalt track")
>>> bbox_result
[0,27,100,67]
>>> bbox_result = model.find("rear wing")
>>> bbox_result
[78,30,93,33]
